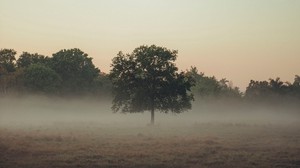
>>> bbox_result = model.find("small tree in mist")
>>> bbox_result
[109,45,194,125]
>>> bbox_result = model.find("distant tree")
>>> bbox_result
[17,52,48,68]
[294,75,300,86]
[245,80,271,100]
[0,49,17,72]
[186,67,220,98]
[186,67,241,99]
[218,79,242,98]
[23,63,61,93]
[269,77,284,95]
[244,77,299,102]
[91,72,112,97]
[50,48,100,94]
[0,66,15,94]
[110,45,194,125]
[0,49,18,94]
[292,75,300,98]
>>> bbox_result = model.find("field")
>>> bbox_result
[1,122,300,168]
[1,97,300,168]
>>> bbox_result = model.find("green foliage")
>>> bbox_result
[92,73,112,97]
[186,67,220,98]
[51,48,100,93]
[110,45,194,114]
[245,76,300,101]
[292,75,300,98]
[186,67,242,99]
[218,79,242,98]
[24,64,61,93]
[17,52,48,68]
[0,49,19,94]
[0,47,298,105]
[0,49,17,73]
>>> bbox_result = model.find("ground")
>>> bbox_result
[1,122,300,168]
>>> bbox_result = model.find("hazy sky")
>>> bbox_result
[1,0,299,90]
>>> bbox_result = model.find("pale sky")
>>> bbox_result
[1,0,299,91]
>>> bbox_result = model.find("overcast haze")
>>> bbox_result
[1,0,299,90]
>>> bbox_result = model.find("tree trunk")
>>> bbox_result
[150,108,155,125]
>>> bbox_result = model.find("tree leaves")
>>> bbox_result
[110,45,194,114]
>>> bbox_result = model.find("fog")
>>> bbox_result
[1,95,300,167]
[1,95,299,129]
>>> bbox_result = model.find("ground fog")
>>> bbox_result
[0,96,299,168]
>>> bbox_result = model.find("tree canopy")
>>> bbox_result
[245,76,300,102]
[24,63,61,93]
[0,48,110,96]
[110,45,194,124]
[17,52,48,68]
[51,48,100,93]
[186,67,241,99]
[0,47,299,108]
[0,49,17,73]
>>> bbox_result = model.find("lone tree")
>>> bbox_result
[109,45,194,125]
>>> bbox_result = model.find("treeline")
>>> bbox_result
[0,48,111,96]
[0,48,299,102]
[186,67,300,103]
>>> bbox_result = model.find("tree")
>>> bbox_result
[91,72,112,97]
[50,48,100,94]
[245,77,294,102]
[245,80,271,100]
[292,75,300,98]
[0,49,16,72]
[218,79,242,98]
[186,67,241,99]
[109,45,194,125]
[23,63,61,93]
[186,67,221,98]
[17,52,48,68]
[0,49,17,94]
[269,77,284,95]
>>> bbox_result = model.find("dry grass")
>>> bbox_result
[1,123,300,168]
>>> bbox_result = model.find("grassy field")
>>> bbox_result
[1,122,300,168]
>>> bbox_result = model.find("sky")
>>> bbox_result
[0,0,299,91]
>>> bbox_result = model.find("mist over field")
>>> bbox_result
[1,0,300,167]
[1,95,300,168]
[1,95,299,127]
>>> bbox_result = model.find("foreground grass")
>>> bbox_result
[1,122,300,168]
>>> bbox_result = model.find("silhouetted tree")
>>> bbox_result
[24,63,61,93]
[0,49,18,94]
[245,80,271,101]
[91,72,112,97]
[218,79,242,98]
[186,67,220,98]
[245,77,300,102]
[110,45,194,125]
[0,49,16,72]
[186,67,241,99]
[50,48,100,94]
[292,75,300,98]
[17,52,48,68]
